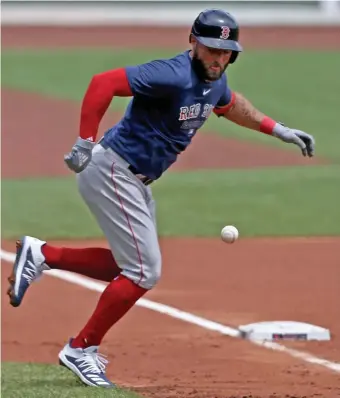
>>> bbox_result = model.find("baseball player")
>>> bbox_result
[7,9,315,388]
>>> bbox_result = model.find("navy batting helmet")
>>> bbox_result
[190,9,243,63]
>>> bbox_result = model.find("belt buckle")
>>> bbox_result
[135,173,153,185]
[127,165,153,185]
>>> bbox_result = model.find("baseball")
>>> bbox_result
[221,225,239,243]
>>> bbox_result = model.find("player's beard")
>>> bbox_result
[191,51,228,82]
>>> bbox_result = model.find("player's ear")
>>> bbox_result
[189,34,198,51]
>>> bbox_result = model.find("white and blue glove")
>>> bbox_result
[273,123,315,157]
[64,137,95,173]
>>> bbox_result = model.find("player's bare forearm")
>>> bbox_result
[219,91,315,157]
[223,92,266,132]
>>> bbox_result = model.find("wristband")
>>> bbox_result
[260,116,276,135]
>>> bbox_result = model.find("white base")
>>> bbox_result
[239,321,331,342]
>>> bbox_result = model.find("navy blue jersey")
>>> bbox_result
[102,50,232,180]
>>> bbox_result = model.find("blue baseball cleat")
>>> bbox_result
[7,236,49,307]
[59,339,115,388]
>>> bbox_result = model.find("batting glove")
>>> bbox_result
[272,123,315,157]
[64,137,95,173]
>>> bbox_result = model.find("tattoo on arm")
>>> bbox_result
[224,92,265,131]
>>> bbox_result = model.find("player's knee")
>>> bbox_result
[121,247,162,290]
[141,247,162,289]
[147,264,162,288]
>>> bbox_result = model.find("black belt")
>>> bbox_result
[99,139,154,186]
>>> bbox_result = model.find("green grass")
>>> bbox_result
[1,48,173,101]
[1,362,142,398]
[212,50,340,161]
[2,165,340,240]
[1,175,103,240]
[2,48,340,161]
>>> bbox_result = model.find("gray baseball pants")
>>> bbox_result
[76,142,162,290]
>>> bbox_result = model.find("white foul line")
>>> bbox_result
[1,248,340,374]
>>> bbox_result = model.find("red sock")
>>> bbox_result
[71,274,147,348]
[42,244,121,282]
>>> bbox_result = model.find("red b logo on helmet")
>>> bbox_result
[220,26,230,40]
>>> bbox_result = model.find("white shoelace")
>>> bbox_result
[75,352,109,374]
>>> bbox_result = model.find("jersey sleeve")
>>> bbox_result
[213,75,236,117]
[125,60,181,98]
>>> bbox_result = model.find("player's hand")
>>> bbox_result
[64,137,95,173]
[272,123,315,157]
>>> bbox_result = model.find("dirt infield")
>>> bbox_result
[2,25,340,397]
[2,26,340,49]
[2,238,340,397]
